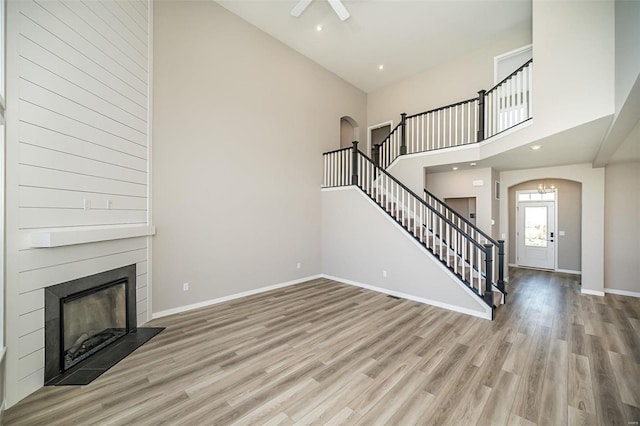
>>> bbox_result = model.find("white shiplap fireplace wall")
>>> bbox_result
[5,0,152,407]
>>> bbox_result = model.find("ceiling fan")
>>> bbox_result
[291,0,351,21]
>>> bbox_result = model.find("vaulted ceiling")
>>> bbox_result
[216,0,532,93]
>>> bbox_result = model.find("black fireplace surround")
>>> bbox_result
[44,265,137,384]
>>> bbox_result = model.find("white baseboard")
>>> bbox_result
[0,346,5,423]
[556,269,581,275]
[581,289,605,297]
[151,275,323,319]
[605,288,640,298]
[321,274,492,320]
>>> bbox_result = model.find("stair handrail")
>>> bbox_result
[323,143,506,303]
[356,149,486,253]
[354,146,497,306]
[424,188,506,291]
[423,188,498,246]
[372,59,533,168]
[486,58,533,95]
[423,188,506,291]
[405,96,479,120]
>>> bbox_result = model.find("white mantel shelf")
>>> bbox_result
[30,225,156,248]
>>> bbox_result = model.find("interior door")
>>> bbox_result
[517,201,555,269]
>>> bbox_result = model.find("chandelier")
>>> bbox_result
[537,181,556,194]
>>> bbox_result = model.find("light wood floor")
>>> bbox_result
[5,269,640,425]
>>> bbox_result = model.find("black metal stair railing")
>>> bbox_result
[323,142,507,310]
[373,59,533,169]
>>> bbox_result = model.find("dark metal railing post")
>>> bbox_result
[497,240,506,295]
[477,90,486,142]
[351,141,359,185]
[373,144,380,167]
[483,243,494,307]
[400,112,407,155]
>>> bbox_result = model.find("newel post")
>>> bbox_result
[351,141,359,185]
[483,243,494,307]
[477,90,486,142]
[497,240,506,294]
[400,112,407,155]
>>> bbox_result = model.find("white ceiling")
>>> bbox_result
[215,0,532,93]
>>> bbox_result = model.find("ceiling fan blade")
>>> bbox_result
[328,0,350,21]
[291,0,313,17]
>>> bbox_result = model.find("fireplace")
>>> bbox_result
[61,279,128,370]
[45,265,137,384]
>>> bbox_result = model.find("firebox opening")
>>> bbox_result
[60,279,128,371]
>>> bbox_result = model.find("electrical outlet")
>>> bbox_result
[182,282,189,291]
[83,199,91,210]
[106,200,112,210]
[296,262,301,269]
[382,270,387,278]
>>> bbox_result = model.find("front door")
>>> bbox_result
[517,201,555,269]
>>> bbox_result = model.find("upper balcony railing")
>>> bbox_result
[374,59,533,169]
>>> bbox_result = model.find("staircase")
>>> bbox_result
[322,146,506,317]
[320,61,535,318]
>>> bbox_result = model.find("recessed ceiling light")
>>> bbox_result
[378,64,384,71]
[530,145,541,150]
[316,24,323,32]
[452,167,459,171]
[469,162,477,167]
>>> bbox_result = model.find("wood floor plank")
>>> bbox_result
[477,369,521,426]
[568,405,599,426]
[5,272,640,426]
[587,335,628,426]
[608,351,640,408]
[568,353,597,414]
[538,338,568,426]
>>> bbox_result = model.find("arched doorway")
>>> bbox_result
[340,116,359,148]
[508,179,582,273]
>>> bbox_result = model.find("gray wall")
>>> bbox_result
[425,168,495,237]
[615,0,640,114]
[508,179,582,272]
[152,1,367,313]
[604,161,640,293]
[367,24,532,127]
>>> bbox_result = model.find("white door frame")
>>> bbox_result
[367,120,393,156]
[515,189,559,270]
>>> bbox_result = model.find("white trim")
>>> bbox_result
[321,274,492,320]
[556,268,581,275]
[321,186,353,192]
[151,275,323,319]
[581,289,605,297]
[367,120,393,155]
[0,347,4,422]
[146,0,154,324]
[29,225,156,248]
[353,187,492,316]
[604,288,640,298]
[387,119,533,172]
